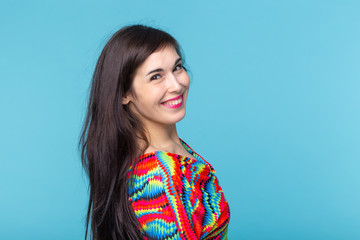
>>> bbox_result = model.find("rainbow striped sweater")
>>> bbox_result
[128,139,230,239]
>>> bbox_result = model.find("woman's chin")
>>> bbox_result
[163,110,187,125]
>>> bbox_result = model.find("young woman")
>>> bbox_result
[80,25,230,240]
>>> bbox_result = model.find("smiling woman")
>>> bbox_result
[79,25,230,240]
[122,46,190,132]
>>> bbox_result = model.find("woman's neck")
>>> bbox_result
[150,125,180,150]
[140,121,181,154]
[137,121,194,159]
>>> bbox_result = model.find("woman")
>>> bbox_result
[80,25,230,240]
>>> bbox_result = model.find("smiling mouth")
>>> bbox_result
[161,94,183,108]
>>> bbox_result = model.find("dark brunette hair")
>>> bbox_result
[79,25,181,240]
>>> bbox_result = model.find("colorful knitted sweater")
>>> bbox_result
[128,139,230,239]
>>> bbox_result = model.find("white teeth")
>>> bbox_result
[163,96,183,106]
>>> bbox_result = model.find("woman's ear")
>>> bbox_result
[122,91,134,105]
[122,96,131,105]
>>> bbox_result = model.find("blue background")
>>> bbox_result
[1,0,359,239]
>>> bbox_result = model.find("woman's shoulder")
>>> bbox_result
[133,140,214,178]
[179,139,216,171]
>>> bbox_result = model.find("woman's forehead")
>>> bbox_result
[137,46,180,74]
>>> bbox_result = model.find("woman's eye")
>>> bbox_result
[174,64,183,71]
[150,74,162,81]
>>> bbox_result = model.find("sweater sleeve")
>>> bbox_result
[128,153,185,240]
[128,151,230,240]
[200,169,230,239]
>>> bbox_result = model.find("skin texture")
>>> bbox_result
[122,46,193,158]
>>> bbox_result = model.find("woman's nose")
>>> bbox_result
[167,73,182,92]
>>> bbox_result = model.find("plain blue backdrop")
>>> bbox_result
[1,0,359,239]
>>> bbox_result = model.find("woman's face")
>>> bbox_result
[123,45,190,128]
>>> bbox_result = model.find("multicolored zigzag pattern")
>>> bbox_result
[129,140,230,239]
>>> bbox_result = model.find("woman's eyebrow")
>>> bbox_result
[146,58,182,76]
[146,68,163,76]
[174,57,182,65]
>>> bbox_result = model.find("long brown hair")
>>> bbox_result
[79,25,182,240]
